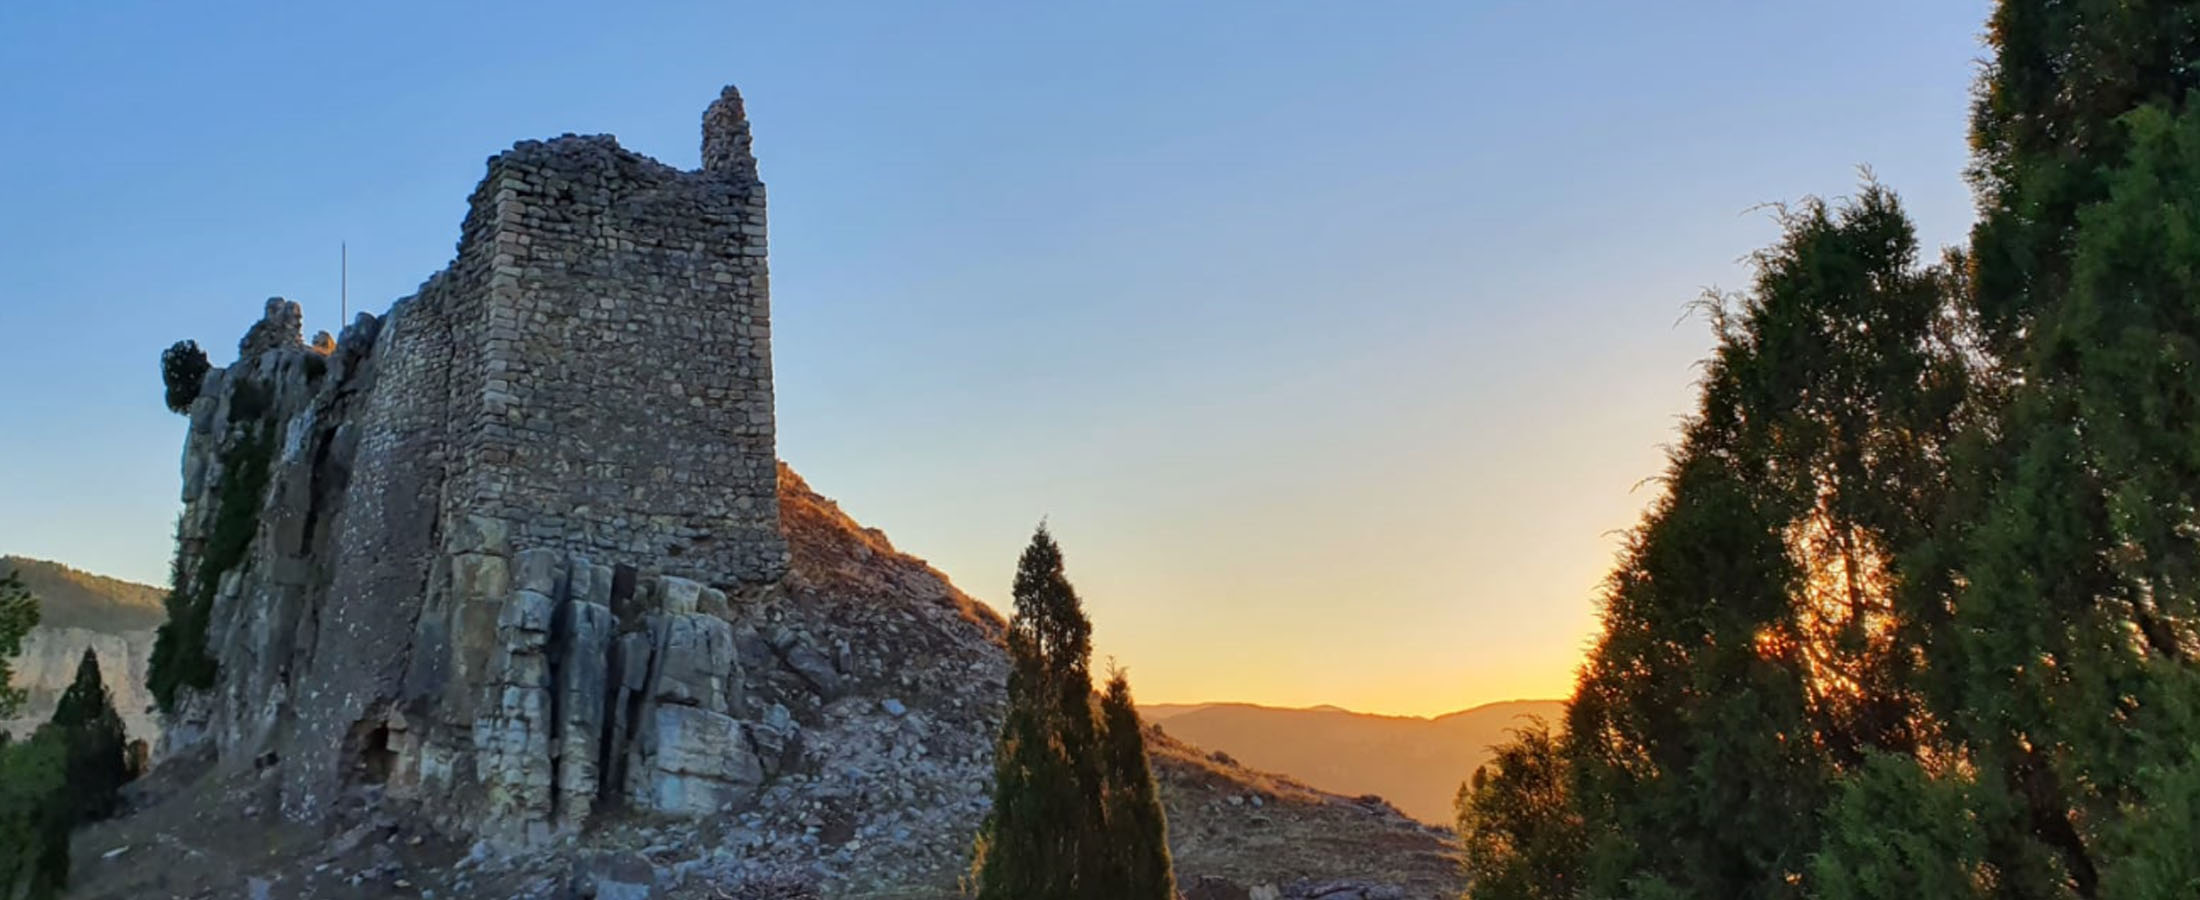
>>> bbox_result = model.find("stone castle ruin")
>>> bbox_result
[146,85,1458,898]
[166,86,807,844]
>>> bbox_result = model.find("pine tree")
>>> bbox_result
[972,526,1171,899]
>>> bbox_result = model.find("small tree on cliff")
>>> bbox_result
[971,526,1173,900]
[0,571,36,719]
[160,339,210,415]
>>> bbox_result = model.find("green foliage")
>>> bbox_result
[1542,182,1967,900]
[971,527,1173,900]
[0,571,37,720]
[150,422,275,712]
[0,731,69,900]
[49,650,130,822]
[0,651,134,899]
[1811,754,1991,900]
[160,339,210,415]
[1095,669,1175,899]
[1488,7,2200,900]
[1456,720,1585,900]
[1965,0,2200,354]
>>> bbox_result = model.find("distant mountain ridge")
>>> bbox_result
[3,556,164,742]
[3,556,166,632]
[1142,698,1567,825]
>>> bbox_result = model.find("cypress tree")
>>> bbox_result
[1096,668,1175,899]
[972,527,1172,899]
[48,649,131,823]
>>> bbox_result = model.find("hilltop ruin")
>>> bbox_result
[163,87,796,843]
[132,86,1459,898]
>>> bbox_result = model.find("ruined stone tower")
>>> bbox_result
[451,84,782,584]
[162,87,803,843]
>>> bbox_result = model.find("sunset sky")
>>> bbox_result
[0,1,1988,716]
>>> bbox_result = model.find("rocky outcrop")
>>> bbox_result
[155,87,787,845]
[78,463,1458,898]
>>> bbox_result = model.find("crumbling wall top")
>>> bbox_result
[701,85,758,185]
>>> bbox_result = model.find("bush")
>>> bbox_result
[149,424,275,712]
[160,340,210,415]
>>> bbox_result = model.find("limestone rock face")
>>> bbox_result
[3,626,158,742]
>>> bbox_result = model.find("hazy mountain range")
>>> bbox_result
[1144,698,1567,825]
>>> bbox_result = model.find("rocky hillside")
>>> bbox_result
[2,556,163,742]
[1145,699,1566,825]
[70,467,1458,899]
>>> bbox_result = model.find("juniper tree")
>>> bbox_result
[1881,5,2200,895]
[1455,720,1585,900]
[971,526,1172,900]
[1096,668,1174,899]
[48,649,130,823]
[160,339,210,415]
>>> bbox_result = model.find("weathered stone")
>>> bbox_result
[512,548,565,597]
[554,600,614,830]
[630,704,763,815]
[651,612,738,710]
[238,297,304,357]
[657,575,703,615]
[698,586,730,619]
[779,640,841,698]
[1186,876,1254,900]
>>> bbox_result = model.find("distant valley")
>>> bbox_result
[3,556,163,743]
[1143,698,1566,825]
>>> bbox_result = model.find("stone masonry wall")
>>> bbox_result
[161,86,791,843]
[452,88,780,586]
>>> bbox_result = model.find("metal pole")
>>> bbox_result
[341,241,348,322]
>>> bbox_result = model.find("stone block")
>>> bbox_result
[632,704,762,815]
[652,612,737,711]
[512,548,565,596]
[554,600,614,829]
[657,575,702,614]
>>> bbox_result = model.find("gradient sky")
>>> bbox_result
[0,2,1990,716]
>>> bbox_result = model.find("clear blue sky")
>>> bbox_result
[0,1,1990,715]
